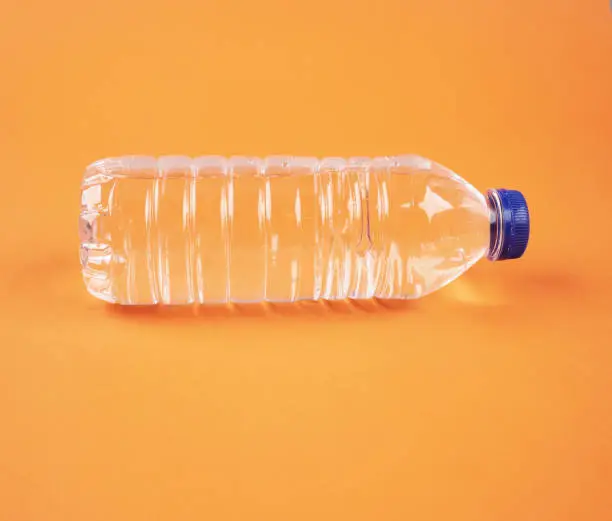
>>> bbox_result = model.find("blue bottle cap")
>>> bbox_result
[487,189,530,261]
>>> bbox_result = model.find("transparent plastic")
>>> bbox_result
[79,155,494,304]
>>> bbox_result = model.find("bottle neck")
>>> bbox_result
[486,189,504,261]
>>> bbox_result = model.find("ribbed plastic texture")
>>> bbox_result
[495,189,530,260]
[79,155,494,304]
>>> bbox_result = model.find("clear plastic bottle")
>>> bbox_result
[79,155,530,305]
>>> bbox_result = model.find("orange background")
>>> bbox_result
[1,0,612,520]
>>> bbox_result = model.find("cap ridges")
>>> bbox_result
[487,188,530,261]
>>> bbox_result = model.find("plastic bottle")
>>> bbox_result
[79,155,530,304]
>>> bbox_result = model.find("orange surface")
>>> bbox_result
[1,0,611,520]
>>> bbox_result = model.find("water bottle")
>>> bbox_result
[79,155,530,305]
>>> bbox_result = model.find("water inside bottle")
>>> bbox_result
[80,155,490,304]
